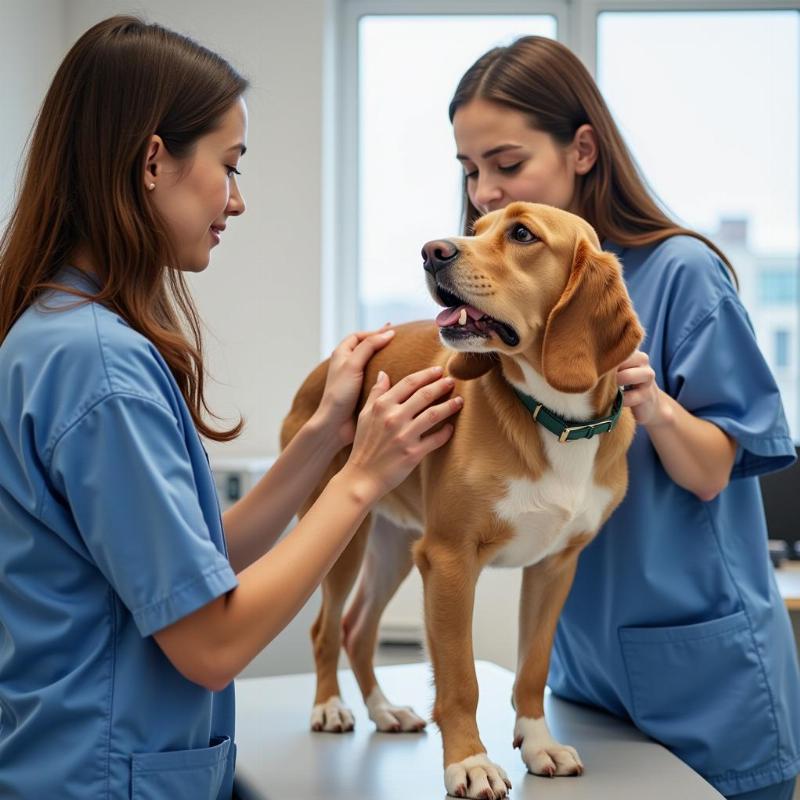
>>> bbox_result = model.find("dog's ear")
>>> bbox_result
[446,352,498,381]
[541,239,644,393]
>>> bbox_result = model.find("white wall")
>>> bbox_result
[2,0,331,461]
[59,0,333,462]
[0,1,65,223]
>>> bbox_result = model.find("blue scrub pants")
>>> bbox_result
[727,777,797,800]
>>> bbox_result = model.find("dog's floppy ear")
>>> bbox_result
[446,352,498,381]
[541,239,643,393]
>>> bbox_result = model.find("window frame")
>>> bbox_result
[328,0,569,351]
[332,0,798,347]
[331,2,800,442]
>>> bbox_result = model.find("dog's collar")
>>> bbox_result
[513,388,624,443]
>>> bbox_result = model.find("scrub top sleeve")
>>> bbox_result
[46,392,239,637]
[665,294,796,479]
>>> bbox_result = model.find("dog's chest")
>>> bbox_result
[490,437,612,568]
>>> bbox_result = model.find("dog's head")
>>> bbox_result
[424,202,643,392]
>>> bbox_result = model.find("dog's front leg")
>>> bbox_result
[416,542,512,799]
[513,543,585,777]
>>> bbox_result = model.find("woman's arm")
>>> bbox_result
[163,466,376,690]
[154,366,463,690]
[223,326,395,572]
[618,350,737,502]
[222,413,346,573]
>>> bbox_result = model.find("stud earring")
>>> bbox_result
[147,183,155,191]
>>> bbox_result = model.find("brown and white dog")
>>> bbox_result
[280,202,643,799]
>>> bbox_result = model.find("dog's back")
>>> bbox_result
[281,321,448,451]
[280,322,452,523]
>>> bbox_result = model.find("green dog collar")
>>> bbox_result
[513,388,624,443]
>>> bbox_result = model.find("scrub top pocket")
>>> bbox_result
[131,735,233,800]
[619,610,779,780]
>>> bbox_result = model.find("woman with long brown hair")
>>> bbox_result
[0,16,462,799]
[442,36,798,800]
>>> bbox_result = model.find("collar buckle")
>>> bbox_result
[515,388,624,444]
[559,420,606,443]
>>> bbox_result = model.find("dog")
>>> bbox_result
[280,202,643,799]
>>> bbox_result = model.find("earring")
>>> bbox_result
[147,183,155,191]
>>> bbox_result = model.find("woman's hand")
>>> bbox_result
[617,350,736,500]
[617,350,671,427]
[341,366,463,502]
[312,325,397,447]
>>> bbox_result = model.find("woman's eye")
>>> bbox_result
[464,168,478,180]
[511,224,537,243]
[498,162,522,174]
[226,165,241,178]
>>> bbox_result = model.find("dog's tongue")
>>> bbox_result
[435,305,485,327]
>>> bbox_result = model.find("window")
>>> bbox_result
[356,12,558,330]
[339,2,800,439]
[596,8,799,436]
[760,269,798,306]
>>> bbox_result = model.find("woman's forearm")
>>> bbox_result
[155,467,377,690]
[645,391,737,502]
[222,413,345,572]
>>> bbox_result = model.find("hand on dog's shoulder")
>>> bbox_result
[359,321,498,388]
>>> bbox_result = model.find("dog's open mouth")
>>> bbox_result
[434,286,520,347]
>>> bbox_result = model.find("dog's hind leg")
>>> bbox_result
[309,513,371,733]
[342,514,426,732]
[512,540,587,777]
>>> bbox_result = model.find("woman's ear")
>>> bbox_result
[144,135,166,189]
[572,124,598,176]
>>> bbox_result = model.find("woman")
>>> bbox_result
[0,16,462,799]
[447,35,799,800]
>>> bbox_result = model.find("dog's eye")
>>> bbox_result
[510,224,537,243]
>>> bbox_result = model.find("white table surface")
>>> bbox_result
[775,561,800,611]
[233,660,723,800]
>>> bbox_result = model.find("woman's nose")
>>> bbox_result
[472,175,502,212]
[227,182,246,217]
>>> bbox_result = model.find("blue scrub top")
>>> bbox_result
[549,236,800,796]
[0,270,239,799]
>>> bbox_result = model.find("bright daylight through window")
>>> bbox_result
[357,9,800,439]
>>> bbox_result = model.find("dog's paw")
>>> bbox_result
[444,753,512,799]
[366,688,427,732]
[368,701,427,733]
[514,716,583,777]
[310,695,355,733]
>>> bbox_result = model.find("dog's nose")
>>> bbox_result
[422,239,459,274]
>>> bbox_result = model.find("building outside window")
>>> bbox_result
[775,329,791,371]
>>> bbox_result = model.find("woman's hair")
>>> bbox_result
[449,36,736,283]
[0,15,248,441]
